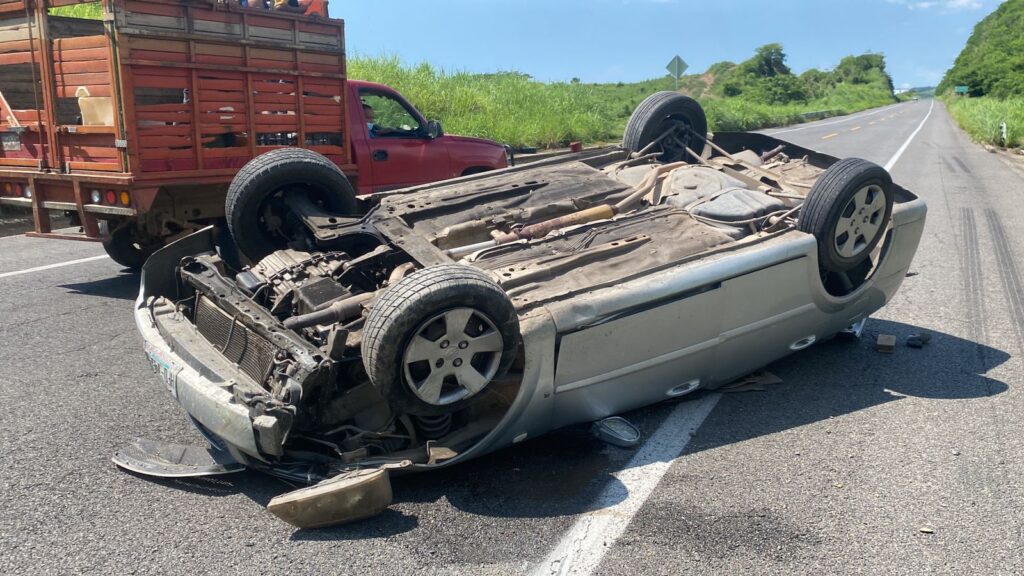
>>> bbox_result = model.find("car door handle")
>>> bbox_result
[372,150,388,161]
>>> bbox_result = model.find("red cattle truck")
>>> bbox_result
[0,0,508,267]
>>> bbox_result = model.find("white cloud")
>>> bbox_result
[886,0,983,10]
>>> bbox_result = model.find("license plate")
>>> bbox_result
[1,133,21,152]
[144,342,180,397]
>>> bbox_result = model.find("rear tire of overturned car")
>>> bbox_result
[799,158,894,294]
[362,265,520,417]
[226,148,358,262]
[623,91,708,163]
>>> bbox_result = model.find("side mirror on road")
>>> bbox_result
[427,120,444,139]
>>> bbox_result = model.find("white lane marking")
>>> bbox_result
[0,255,108,279]
[764,105,895,135]
[884,99,934,172]
[531,393,721,576]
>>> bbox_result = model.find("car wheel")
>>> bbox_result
[101,222,158,271]
[226,148,358,262]
[362,264,520,416]
[623,91,708,163]
[799,158,894,294]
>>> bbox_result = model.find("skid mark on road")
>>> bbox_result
[961,208,989,361]
[985,209,1024,352]
[953,157,972,175]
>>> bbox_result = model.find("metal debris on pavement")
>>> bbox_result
[876,334,897,353]
[906,332,932,348]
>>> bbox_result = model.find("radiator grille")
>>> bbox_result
[195,296,278,386]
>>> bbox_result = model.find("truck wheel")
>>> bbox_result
[799,158,894,293]
[362,265,520,417]
[101,222,158,271]
[226,148,358,262]
[623,92,707,163]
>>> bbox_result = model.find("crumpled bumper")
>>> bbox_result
[134,227,265,461]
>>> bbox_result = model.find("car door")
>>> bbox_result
[358,89,451,191]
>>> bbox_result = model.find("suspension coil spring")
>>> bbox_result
[413,413,453,440]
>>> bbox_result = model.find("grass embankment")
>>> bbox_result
[350,57,613,148]
[946,97,1024,148]
[48,2,101,18]
[351,56,896,148]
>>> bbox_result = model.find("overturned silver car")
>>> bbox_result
[123,93,926,528]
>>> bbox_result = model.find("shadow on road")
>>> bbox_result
[124,318,1010,539]
[686,317,1010,458]
[60,271,139,300]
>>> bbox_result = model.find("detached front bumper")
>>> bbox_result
[135,297,263,460]
[135,227,268,461]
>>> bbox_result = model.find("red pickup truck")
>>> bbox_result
[0,0,507,268]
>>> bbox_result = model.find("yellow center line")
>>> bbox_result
[869,121,876,125]
[821,133,839,140]
[850,126,862,131]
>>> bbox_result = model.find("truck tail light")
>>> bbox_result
[104,190,116,205]
[17,183,28,198]
[119,191,131,207]
[2,183,11,195]
[90,190,102,204]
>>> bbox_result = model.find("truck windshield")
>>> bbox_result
[360,91,422,137]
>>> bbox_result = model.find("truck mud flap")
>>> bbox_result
[112,437,245,478]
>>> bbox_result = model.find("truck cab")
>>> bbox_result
[348,81,507,194]
[0,0,507,268]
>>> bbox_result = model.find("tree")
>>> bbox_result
[741,43,792,78]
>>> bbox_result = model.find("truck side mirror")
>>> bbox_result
[426,120,444,139]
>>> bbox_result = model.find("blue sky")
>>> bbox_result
[337,0,999,88]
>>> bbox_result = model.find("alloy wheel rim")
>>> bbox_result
[834,184,886,259]
[402,307,504,406]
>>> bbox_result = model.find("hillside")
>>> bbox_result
[939,0,1024,147]
[938,0,1024,98]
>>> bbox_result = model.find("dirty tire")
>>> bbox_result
[623,91,707,163]
[800,158,894,275]
[101,223,155,271]
[362,265,520,416]
[226,148,357,261]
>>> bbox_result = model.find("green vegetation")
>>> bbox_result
[938,0,1024,147]
[352,45,897,148]
[947,97,1024,147]
[350,57,613,148]
[48,2,101,18]
[938,0,1024,98]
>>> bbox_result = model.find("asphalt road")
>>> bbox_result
[2,100,1023,575]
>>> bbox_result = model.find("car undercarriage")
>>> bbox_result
[125,93,927,528]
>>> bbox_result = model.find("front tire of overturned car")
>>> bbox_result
[362,265,520,417]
